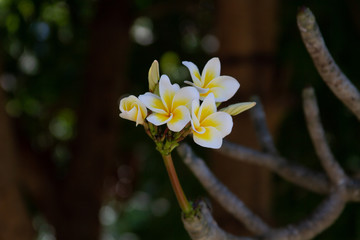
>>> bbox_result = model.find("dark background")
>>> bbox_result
[0,0,360,239]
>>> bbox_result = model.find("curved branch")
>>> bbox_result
[266,186,347,240]
[179,144,348,240]
[302,87,348,185]
[178,144,272,235]
[297,7,360,121]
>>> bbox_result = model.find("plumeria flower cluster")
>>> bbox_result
[119,57,256,153]
[119,57,256,215]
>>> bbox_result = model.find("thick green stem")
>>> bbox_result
[162,154,192,214]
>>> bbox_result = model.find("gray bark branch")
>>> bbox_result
[218,141,360,201]
[302,87,348,185]
[179,144,348,240]
[297,7,360,121]
[178,144,272,235]
[218,141,330,195]
[250,96,277,155]
[266,186,347,240]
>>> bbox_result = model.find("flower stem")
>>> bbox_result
[162,154,192,214]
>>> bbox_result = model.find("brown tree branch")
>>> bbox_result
[302,87,348,185]
[178,144,272,235]
[297,7,360,121]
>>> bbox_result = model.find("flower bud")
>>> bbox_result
[119,95,147,126]
[148,60,160,92]
[220,102,256,116]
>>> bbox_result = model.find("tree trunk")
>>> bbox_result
[213,0,287,234]
[0,89,35,240]
[56,0,132,239]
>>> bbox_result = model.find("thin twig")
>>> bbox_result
[297,7,360,121]
[250,96,278,155]
[178,144,272,235]
[219,141,330,194]
[302,87,348,185]
[218,141,360,201]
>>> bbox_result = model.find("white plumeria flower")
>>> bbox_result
[182,57,240,102]
[139,75,199,132]
[119,95,148,126]
[191,93,233,149]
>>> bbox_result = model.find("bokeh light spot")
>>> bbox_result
[18,51,39,75]
[6,14,20,33]
[0,73,17,92]
[130,17,154,46]
[18,0,35,19]
[201,34,220,54]
[150,198,170,217]
[49,108,76,141]
[100,205,118,226]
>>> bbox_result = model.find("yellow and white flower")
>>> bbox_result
[182,57,240,102]
[191,93,233,149]
[119,95,148,126]
[139,75,199,132]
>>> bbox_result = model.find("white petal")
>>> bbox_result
[119,95,147,125]
[182,61,202,86]
[191,120,205,134]
[184,81,209,94]
[201,112,233,137]
[136,95,148,118]
[119,107,137,122]
[119,95,139,112]
[201,57,221,86]
[147,112,172,126]
[206,76,240,102]
[159,75,179,111]
[139,92,167,114]
[136,107,145,126]
[220,102,256,116]
[191,99,200,128]
[198,93,217,121]
[167,105,190,132]
[172,86,199,110]
[192,126,223,149]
